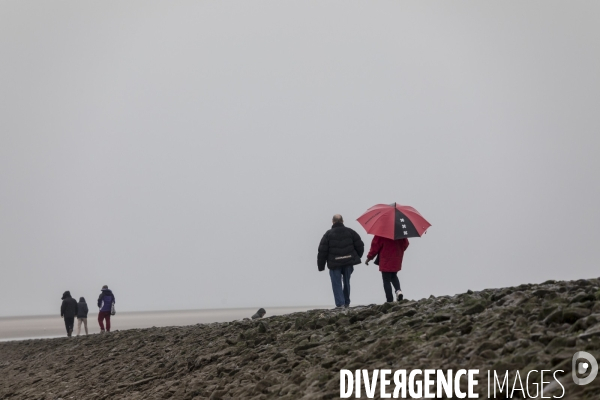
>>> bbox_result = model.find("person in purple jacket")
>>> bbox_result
[97,285,115,333]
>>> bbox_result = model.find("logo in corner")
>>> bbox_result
[572,351,598,385]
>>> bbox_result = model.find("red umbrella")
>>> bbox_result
[357,203,431,240]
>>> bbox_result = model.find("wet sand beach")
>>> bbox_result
[0,306,326,341]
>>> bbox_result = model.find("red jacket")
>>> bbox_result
[366,236,409,272]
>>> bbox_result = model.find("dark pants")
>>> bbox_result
[64,316,75,335]
[329,265,353,307]
[98,311,111,332]
[381,271,401,302]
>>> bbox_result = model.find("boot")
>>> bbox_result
[67,329,72,337]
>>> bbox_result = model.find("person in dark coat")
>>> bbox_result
[97,285,115,332]
[317,214,364,308]
[60,291,78,337]
[76,297,89,336]
[365,235,410,302]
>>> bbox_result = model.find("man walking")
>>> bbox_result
[60,291,78,337]
[97,285,115,333]
[317,214,364,309]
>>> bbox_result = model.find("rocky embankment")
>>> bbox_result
[1,278,600,400]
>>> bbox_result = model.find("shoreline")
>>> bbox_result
[0,306,329,342]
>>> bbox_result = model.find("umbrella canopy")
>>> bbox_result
[357,203,431,240]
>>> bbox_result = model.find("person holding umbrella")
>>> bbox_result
[317,214,364,309]
[358,203,431,303]
[365,236,409,302]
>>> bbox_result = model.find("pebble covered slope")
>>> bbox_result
[1,278,600,399]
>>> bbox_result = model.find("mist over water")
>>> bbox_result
[1,2,599,317]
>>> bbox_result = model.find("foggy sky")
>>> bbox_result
[1,1,599,317]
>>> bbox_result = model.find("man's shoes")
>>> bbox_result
[344,304,349,309]
[334,306,345,310]
[396,290,404,301]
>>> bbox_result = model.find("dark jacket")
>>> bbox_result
[366,235,409,272]
[98,289,115,312]
[317,222,364,271]
[77,297,89,319]
[60,291,78,318]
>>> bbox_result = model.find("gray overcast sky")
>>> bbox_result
[1,1,599,317]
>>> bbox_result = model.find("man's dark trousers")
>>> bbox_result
[64,317,75,334]
[329,265,353,307]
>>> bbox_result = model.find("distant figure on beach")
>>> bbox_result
[60,291,78,337]
[76,297,89,336]
[317,214,364,309]
[97,285,115,333]
[365,235,409,302]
